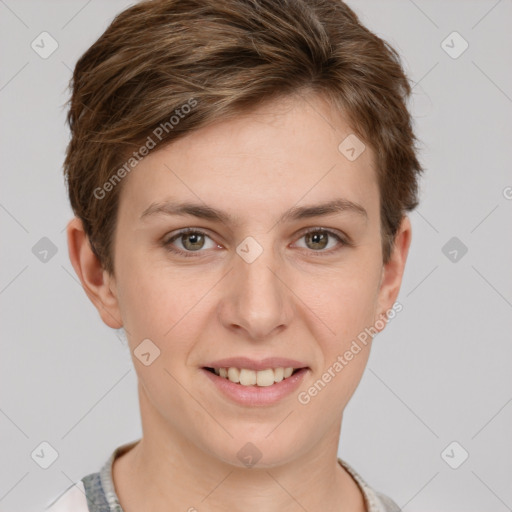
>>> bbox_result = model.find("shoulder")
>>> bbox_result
[44,470,112,512]
[44,481,89,512]
[44,440,137,512]
[374,491,402,512]
[338,457,401,512]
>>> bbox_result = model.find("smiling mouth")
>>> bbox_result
[203,366,305,386]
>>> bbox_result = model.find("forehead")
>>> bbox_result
[117,93,379,226]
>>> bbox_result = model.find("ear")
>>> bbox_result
[374,216,412,329]
[66,217,123,329]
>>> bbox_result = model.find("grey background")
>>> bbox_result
[1,1,511,511]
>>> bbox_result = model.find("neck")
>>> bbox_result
[112,385,366,512]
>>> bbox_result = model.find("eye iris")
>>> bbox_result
[182,233,205,251]
[174,230,335,253]
[306,231,328,250]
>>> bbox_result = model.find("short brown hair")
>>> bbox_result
[64,0,423,274]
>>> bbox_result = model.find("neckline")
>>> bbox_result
[99,440,384,512]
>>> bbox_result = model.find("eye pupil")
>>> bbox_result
[183,233,204,250]
[306,231,328,250]
[166,228,343,257]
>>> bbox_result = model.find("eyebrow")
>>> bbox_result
[140,198,368,226]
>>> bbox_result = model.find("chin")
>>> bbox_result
[202,428,309,470]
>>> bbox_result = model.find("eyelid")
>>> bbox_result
[162,226,352,257]
[162,227,220,258]
[296,226,352,245]
[292,227,352,255]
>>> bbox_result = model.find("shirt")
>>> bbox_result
[44,440,401,512]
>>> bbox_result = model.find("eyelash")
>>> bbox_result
[162,227,351,258]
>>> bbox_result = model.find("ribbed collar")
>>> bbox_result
[98,440,392,512]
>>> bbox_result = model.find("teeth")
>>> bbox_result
[227,367,240,383]
[239,369,257,386]
[211,367,298,386]
[256,369,275,387]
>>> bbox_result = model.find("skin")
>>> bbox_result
[67,92,411,512]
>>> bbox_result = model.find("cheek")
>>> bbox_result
[114,242,205,333]
[300,259,382,345]
[114,259,223,389]
[115,268,206,407]
[294,257,381,404]
[295,277,378,413]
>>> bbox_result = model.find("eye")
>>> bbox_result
[163,228,218,257]
[162,227,350,258]
[294,228,348,254]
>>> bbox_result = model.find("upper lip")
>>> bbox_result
[203,357,309,371]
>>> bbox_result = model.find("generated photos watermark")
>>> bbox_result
[93,97,198,200]
[297,301,403,405]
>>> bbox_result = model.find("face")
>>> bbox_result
[79,93,410,468]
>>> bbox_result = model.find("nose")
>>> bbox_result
[218,238,293,342]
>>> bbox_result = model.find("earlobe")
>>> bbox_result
[66,217,123,329]
[375,216,412,329]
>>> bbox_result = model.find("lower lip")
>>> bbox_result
[201,368,309,406]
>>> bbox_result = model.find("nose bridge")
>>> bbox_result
[224,233,291,340]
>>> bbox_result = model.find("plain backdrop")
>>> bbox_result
[1,1,511,511]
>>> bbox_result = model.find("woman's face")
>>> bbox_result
[102,93,409,467]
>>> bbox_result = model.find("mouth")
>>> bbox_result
[201,365,309,406]
[200,356,310,405]
[203,366,305,387]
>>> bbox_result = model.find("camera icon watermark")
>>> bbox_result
[442,236,468,263]
[441,441,469,469]
[338,134,366,162]
[32,237,58,263]
[134,338,161,366]
[236,442,262,468]
[236,236,263,264]
[31,31,59,59]
[31,441,59,469]
[441,31,469,60]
